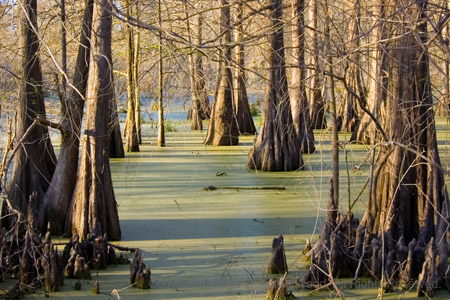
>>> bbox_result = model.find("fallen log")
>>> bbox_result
[203,185,286,191]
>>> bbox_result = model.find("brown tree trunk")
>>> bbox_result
[304,1,450,294]
[38,0,94,235]
[308,0,326,129]
[247,0,303,171]
[233,0,256,136]
[157,0,165,147]
[134,2,142,143]
[186,3,202,131]
[108,105,125,157]
[107,18,125,158]
[438,2,450,116]
[362,3,449,292]
[2,0,56,227]
[195,13,210,120]
[60,0,67,95]
[341,0,363,135]
[66,0,121,241]
[124,0,139,152]
[187,12,210,123]
[204,0,239,146]
[353,0,387,144]
[290,0,315,153]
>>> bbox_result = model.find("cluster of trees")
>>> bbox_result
[0,0,449,297]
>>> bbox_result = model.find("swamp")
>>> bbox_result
[1,0,450,299]
[2,119,450,299]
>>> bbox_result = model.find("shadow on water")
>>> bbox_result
[119,217,318,241]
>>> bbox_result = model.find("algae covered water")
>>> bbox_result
[13,120,450,299]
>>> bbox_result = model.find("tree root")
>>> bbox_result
[130,249,151,289]
[267,235,288,274]
[0,217,139,298]
[302,211,450,296]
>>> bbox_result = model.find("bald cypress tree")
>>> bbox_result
[304,1,450,294]
[204,0,239,146]
[2,0,56,227]
[247,0,303,171]
[66,0,121,240]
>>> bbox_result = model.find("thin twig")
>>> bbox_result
[352,228,367,288]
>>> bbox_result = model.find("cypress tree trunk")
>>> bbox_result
[66,0,121,241]
[60,0,67,95]
[233,0,256,136]
[134,2,142,143]
[2,0,56,227]
[290,0,315,153]
[38,0,94,235]
[204,0,239,146]
[195,13,210,120]
[247,0,303,171]
[124,0,139,152]
[108,105,125,157]
[186,3,202,131]
[340,0,363,135]
[157,0,165,147]
[304,1,450,294]
[353,0,387,144]
[107,13,125,159]
[187,12,210,123]
[308,0,326,129]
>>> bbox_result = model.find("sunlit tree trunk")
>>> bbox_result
[134,1,142,143]
[204,0,239,146]
[38,0,94,235]
[194,13,210,121]
[247,0,303,171]
[187,11,210,123]
[290,0,315,153]
[233,0,256,136]
[157,0,165,147]
[66,0,120,241]
[124,0,139,152]
[2,0,56,227]
[186,2,202,130]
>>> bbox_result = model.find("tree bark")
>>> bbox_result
[124,0,139,152]
[186,3,202,131]
[187,12,210,123]
[204,0,239,146]
[304,1,450,294]
[308,0,326,129]
[38,0,94,235]
[107,19,125,158]
[66,0,121,241]
[233,0,256,136]
[340,0,363,135]
[157,0,165,147]
[247,0,303,171]
[290,0,315,153]
[60,0,67,96]
[353,0,387,144]
[108,105,125,157]
[3,0,56,227]
[134,2,142,143]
